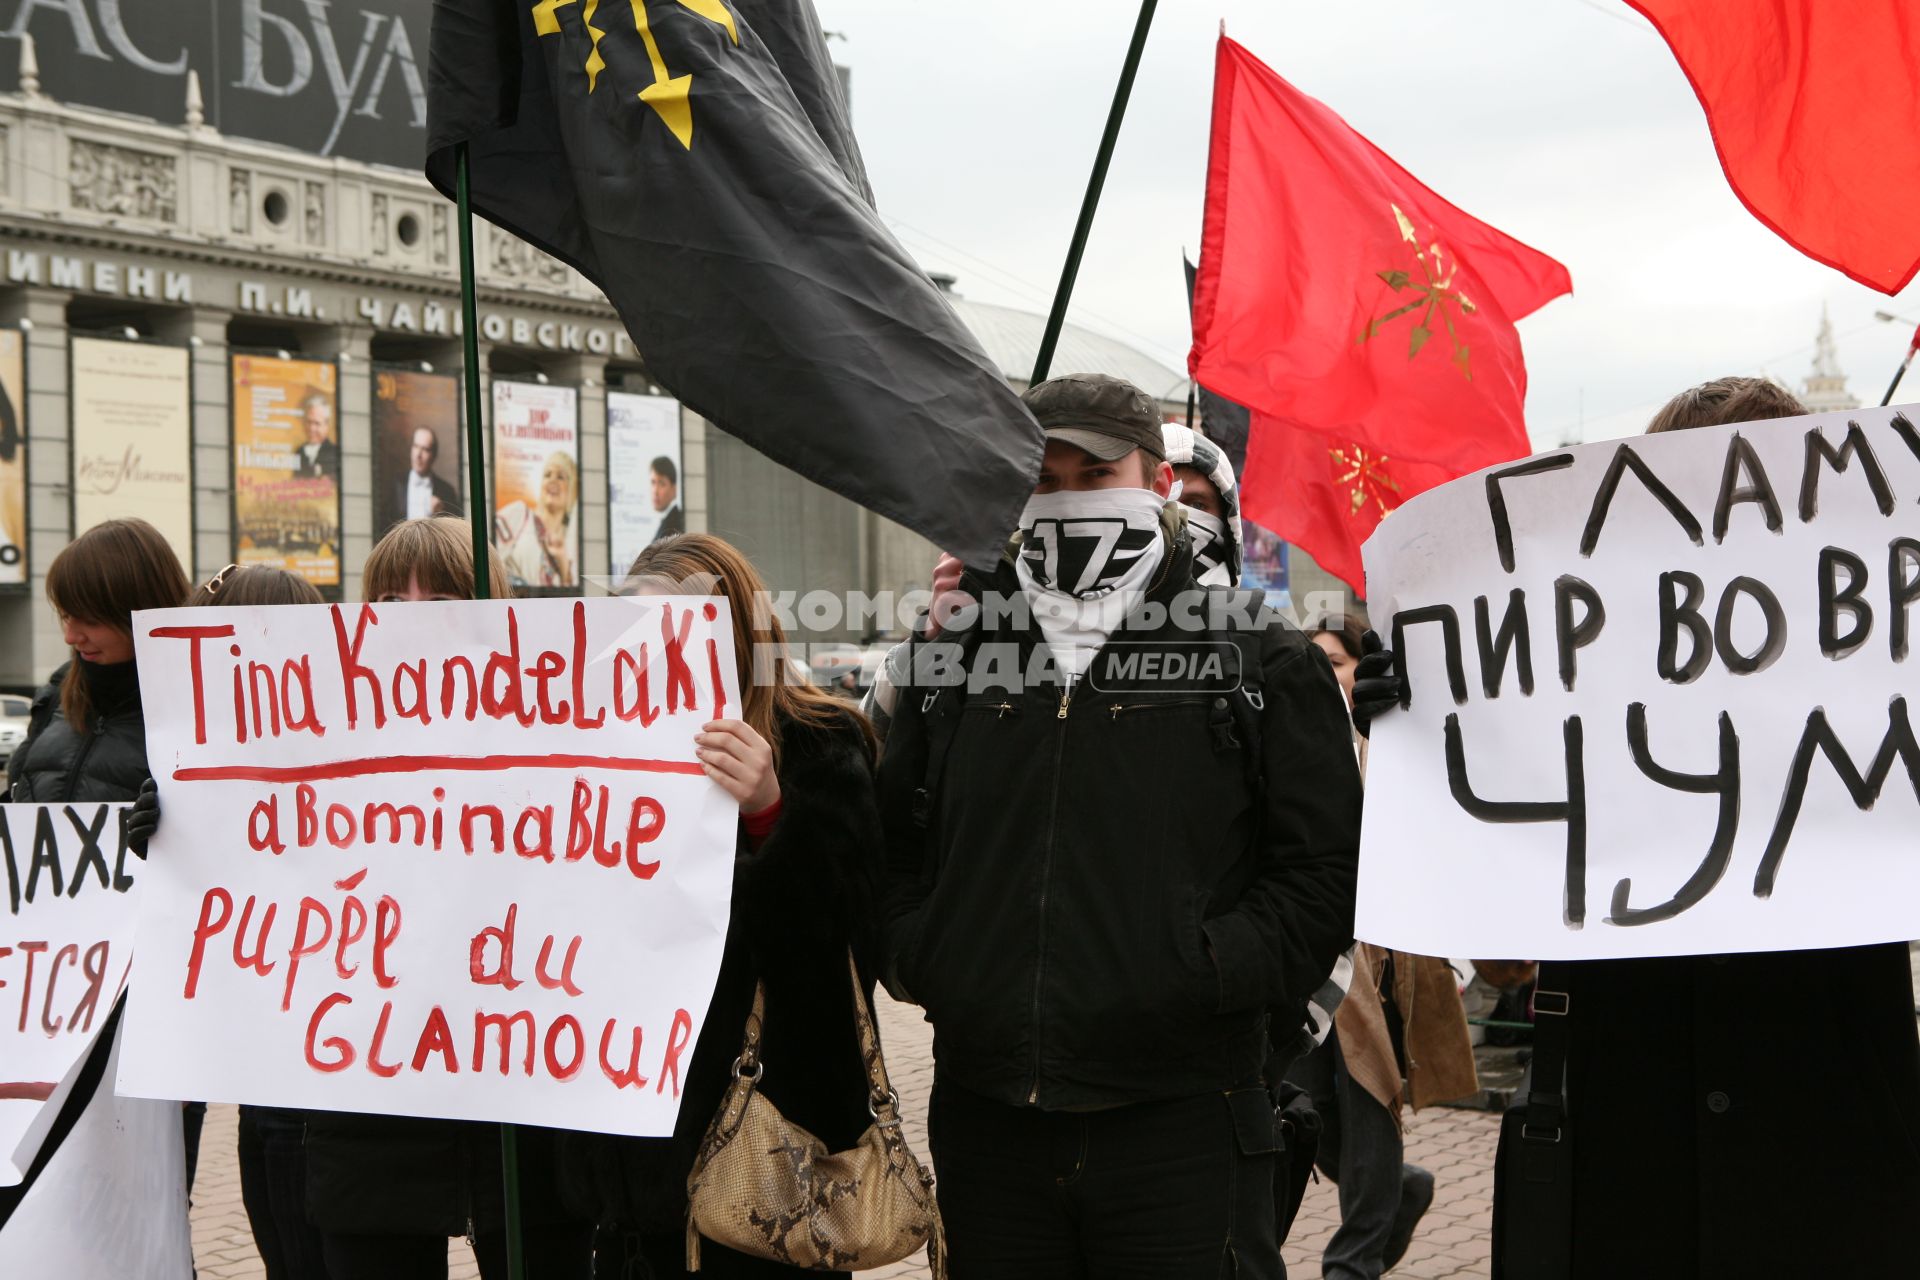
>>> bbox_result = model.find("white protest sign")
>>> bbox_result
[0,1029,192,1279]
[1359,404,1920,959]
[119,597,740,1137]
[0,803,139,1185]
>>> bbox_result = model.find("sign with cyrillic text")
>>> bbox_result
[1,804,138,1186]
[119,597,740,1136]
[1359,405,1920,959]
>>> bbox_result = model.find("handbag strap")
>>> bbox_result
[731,950,897,1117]
[730,980,769,1084]
[845,948,899,1118]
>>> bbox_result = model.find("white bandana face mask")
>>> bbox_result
[1015,487,1166,599]
[1186,508,1233,587]
[1015,487,1168,679]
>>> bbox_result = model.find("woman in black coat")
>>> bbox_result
[565,533,884,1280]
[1,517,189,1226]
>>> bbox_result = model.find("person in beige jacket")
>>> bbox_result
[1288,613,1478,1278]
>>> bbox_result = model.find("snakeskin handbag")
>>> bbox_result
[684,950,947,1277]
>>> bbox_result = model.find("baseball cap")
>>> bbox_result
[1022,373,1166,462]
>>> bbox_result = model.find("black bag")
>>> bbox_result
[1491,965,1572,1279]
[1271,1080,1322,1244]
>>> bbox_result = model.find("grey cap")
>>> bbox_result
[1022,373,1166,462]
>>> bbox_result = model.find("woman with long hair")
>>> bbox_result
[1,518,190,1225]
[6,517,187,802]
[299,515,598,1280]
[563,532,884,1280]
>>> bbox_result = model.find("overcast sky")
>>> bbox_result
[816,0,1920,447]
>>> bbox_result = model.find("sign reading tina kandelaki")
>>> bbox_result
[1358,405,1920,959]
[118,597,740,1138]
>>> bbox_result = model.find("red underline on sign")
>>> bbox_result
[173,755,707,783]
[0,1082,56,1101]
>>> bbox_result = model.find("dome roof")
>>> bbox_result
[946,294,1191,404]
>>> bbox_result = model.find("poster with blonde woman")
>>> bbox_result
[0,331,23,586]
[491,379,579,590]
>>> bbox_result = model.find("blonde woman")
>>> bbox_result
[493,451,577,588]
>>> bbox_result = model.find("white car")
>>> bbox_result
[0,693,30,767]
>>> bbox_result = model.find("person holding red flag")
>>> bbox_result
[1188,35,1570,593]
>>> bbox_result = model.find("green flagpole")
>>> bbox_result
[1029,0,1159,386]
[455,140,526,1280]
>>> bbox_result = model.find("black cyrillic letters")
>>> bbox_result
[1473,590,1533,699]
[1609,705,1740,926]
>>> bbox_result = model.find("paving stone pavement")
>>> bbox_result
[189,993,1496,1279]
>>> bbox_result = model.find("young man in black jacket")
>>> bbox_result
[877,373,1362,1279]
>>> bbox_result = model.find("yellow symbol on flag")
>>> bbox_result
[532,0,739,144]
[1359,204,1478,380]
[1330,445,1402,519]
[531,0,611,91]
[632,0,742,148]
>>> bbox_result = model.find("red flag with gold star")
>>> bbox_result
[1189,36,1570,593]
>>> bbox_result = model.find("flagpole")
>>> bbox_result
[1029,0,1158,385]
[1880,322,1920,407]
[455,140,527,1280]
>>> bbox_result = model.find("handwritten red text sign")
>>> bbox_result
[118,597,740,1138]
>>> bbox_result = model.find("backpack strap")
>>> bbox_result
[1204,585,1270,806]
[909,622,987,830]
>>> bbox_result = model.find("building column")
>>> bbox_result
[311,326,373,602]
[155,306,231,584]
[681,411,709,536]
[0,287,71,687]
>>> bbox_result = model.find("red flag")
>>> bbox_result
[1625,0,1920,294]
[1189,36,1570,593]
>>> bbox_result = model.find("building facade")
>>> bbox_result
[0,1,1293,692]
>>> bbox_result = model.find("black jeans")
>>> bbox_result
[238,1106,330,1280]
[927,1078,1281,1280]
[1284,1033,1404,1280]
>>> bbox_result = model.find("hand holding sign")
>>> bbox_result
[695,720,779,813]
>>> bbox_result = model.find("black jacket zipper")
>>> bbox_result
[58,714,107,801]
[1108,696,1210,720]
[1028,680,1073,1104]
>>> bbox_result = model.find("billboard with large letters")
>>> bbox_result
[70,337,193,564]
[0,0,430,168]
[231,354,340,590]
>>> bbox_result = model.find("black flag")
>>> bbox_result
[425,0,1042,567]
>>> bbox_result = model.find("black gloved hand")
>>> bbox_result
[126,777,160,859]
[1350,630,1406,740]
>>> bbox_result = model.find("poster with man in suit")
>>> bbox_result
[372,369,463,534]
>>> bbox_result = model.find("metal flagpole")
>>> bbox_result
[1880,322,1920,407]
[455,140,527,1280]
[1028,0,1159,386]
